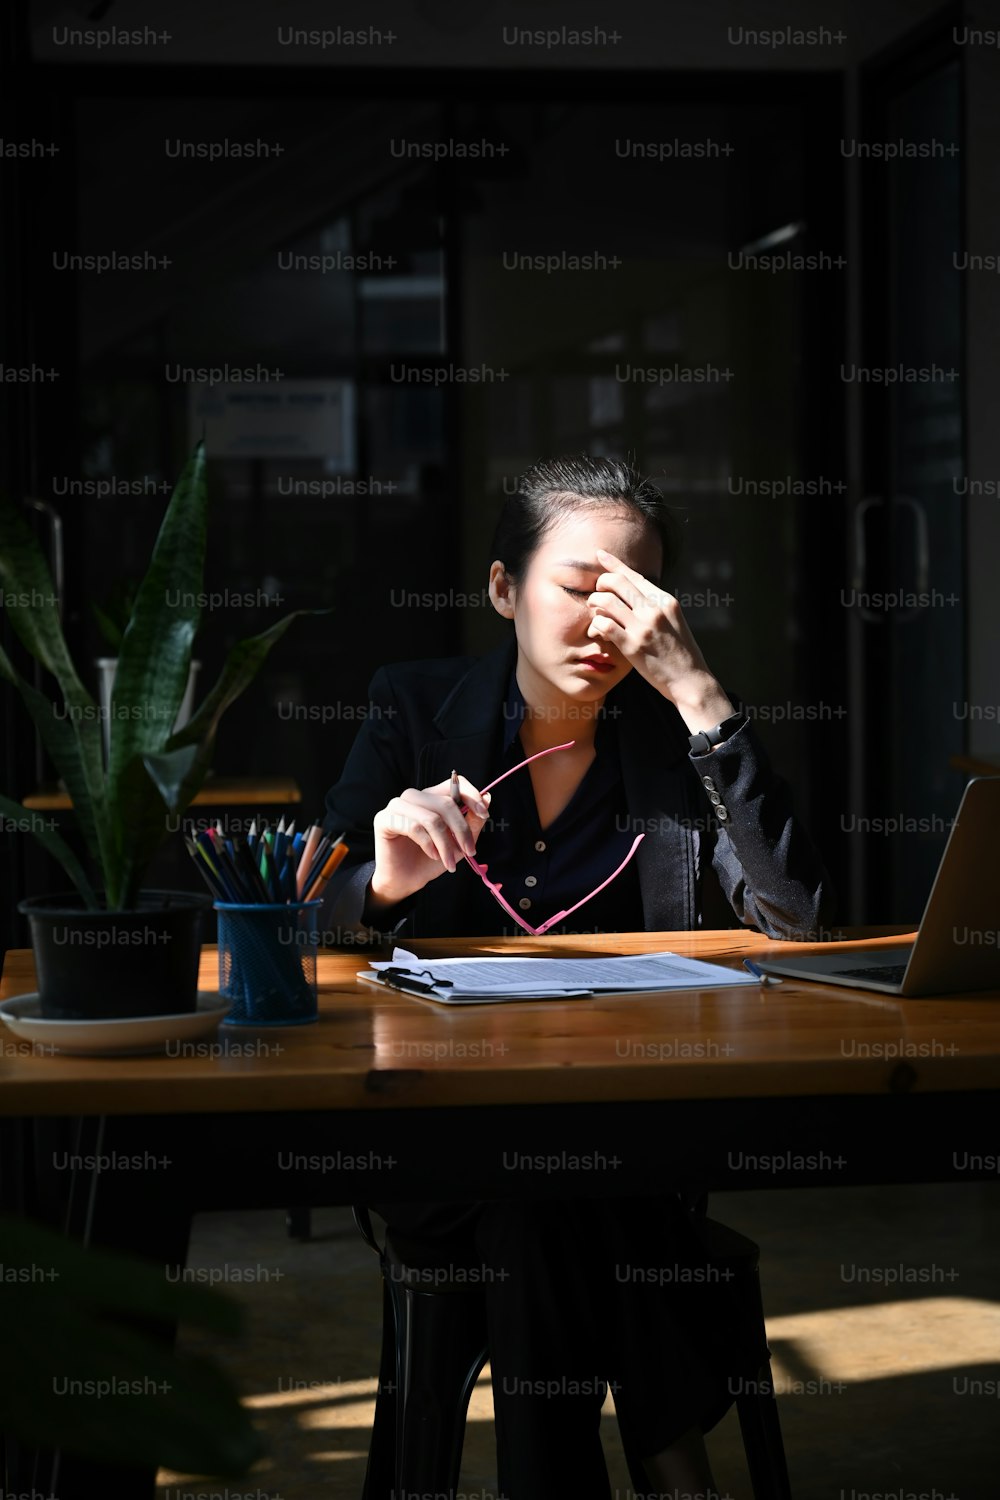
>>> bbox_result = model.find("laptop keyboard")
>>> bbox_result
[836,963,908,986]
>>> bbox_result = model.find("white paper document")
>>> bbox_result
[356,946,760,1004]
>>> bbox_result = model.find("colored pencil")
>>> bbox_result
[302,830,345,896]
[296,824,322,897]
[303,840,349,903]
[183,808,347,906]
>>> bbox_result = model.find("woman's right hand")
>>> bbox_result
[367,775,493,910]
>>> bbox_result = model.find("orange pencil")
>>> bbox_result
[303,840,349,903]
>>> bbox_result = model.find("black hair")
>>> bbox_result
[489,454,682,587]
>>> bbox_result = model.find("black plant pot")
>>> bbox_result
[17,891,213,1021]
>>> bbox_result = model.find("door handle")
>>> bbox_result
[892,495,930,621]
[851,494,933,623]
[850,494,885,624]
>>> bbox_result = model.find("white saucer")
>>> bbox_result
[0,992,232,1056]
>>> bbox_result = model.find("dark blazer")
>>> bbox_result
[321,633,836,942]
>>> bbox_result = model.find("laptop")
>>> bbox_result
[754,776,1000,997]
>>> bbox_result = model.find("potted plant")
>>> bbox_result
[0,441,322,1020]
[92,578,201,770]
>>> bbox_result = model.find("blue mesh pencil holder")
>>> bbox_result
[215,901,322,1026]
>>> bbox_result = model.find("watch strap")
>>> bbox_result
[687,700,746,756]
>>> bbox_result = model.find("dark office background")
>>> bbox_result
[3,0,999,956]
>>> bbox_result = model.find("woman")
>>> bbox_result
[321,455,835,1499]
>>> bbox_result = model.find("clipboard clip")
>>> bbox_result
[381,966,453,994]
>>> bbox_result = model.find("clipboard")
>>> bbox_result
[355,967,593,1003]
[355,948,762,1005]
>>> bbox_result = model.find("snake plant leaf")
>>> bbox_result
[0,1213,261,1474]
[116,609,330,907]
[104,443,207,904]
[101,755,176,911]
[0,641,108,887]
[0,499,112,885]
[141,743,201,810]
[142,609,332,816]
[0,792,98,907]
[0,494,98,712]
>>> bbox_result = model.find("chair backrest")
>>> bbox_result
[353,1203,382,1254]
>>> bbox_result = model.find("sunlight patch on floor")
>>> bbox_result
[763,1297,1000,1383]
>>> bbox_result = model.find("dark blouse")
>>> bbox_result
[465,659,644,937]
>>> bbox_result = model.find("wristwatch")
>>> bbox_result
[687,701,747,756]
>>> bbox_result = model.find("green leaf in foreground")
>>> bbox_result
[0,1214,263,1475]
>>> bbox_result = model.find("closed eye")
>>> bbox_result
[562,587,591,598]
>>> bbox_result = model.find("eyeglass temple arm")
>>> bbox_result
[477,740,576,797]
[463,856,544,938]
[532,833,645,936]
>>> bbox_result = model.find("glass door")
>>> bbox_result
[458,89,848,904]
[856,36,965,922]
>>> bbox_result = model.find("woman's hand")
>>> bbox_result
[367,775,492,910]
[586,547,736,732]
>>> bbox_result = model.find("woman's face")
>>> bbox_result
[489,505,663,701]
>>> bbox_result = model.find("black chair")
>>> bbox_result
[353,1200,793,1500]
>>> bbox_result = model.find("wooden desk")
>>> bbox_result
[3,928,998,1500]
[20,776,302,811]
[2,927,1000,1118]
[1,928,998,1206]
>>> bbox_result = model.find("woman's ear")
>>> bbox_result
[488,560,516,620]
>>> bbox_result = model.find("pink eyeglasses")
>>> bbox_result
[453,740,645,937]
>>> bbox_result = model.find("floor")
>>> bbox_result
[156,1182,1000,1499]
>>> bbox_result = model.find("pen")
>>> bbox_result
[743,959,782,986]
[450,768,467,815]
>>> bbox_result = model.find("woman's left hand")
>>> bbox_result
[587,547,736,727]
